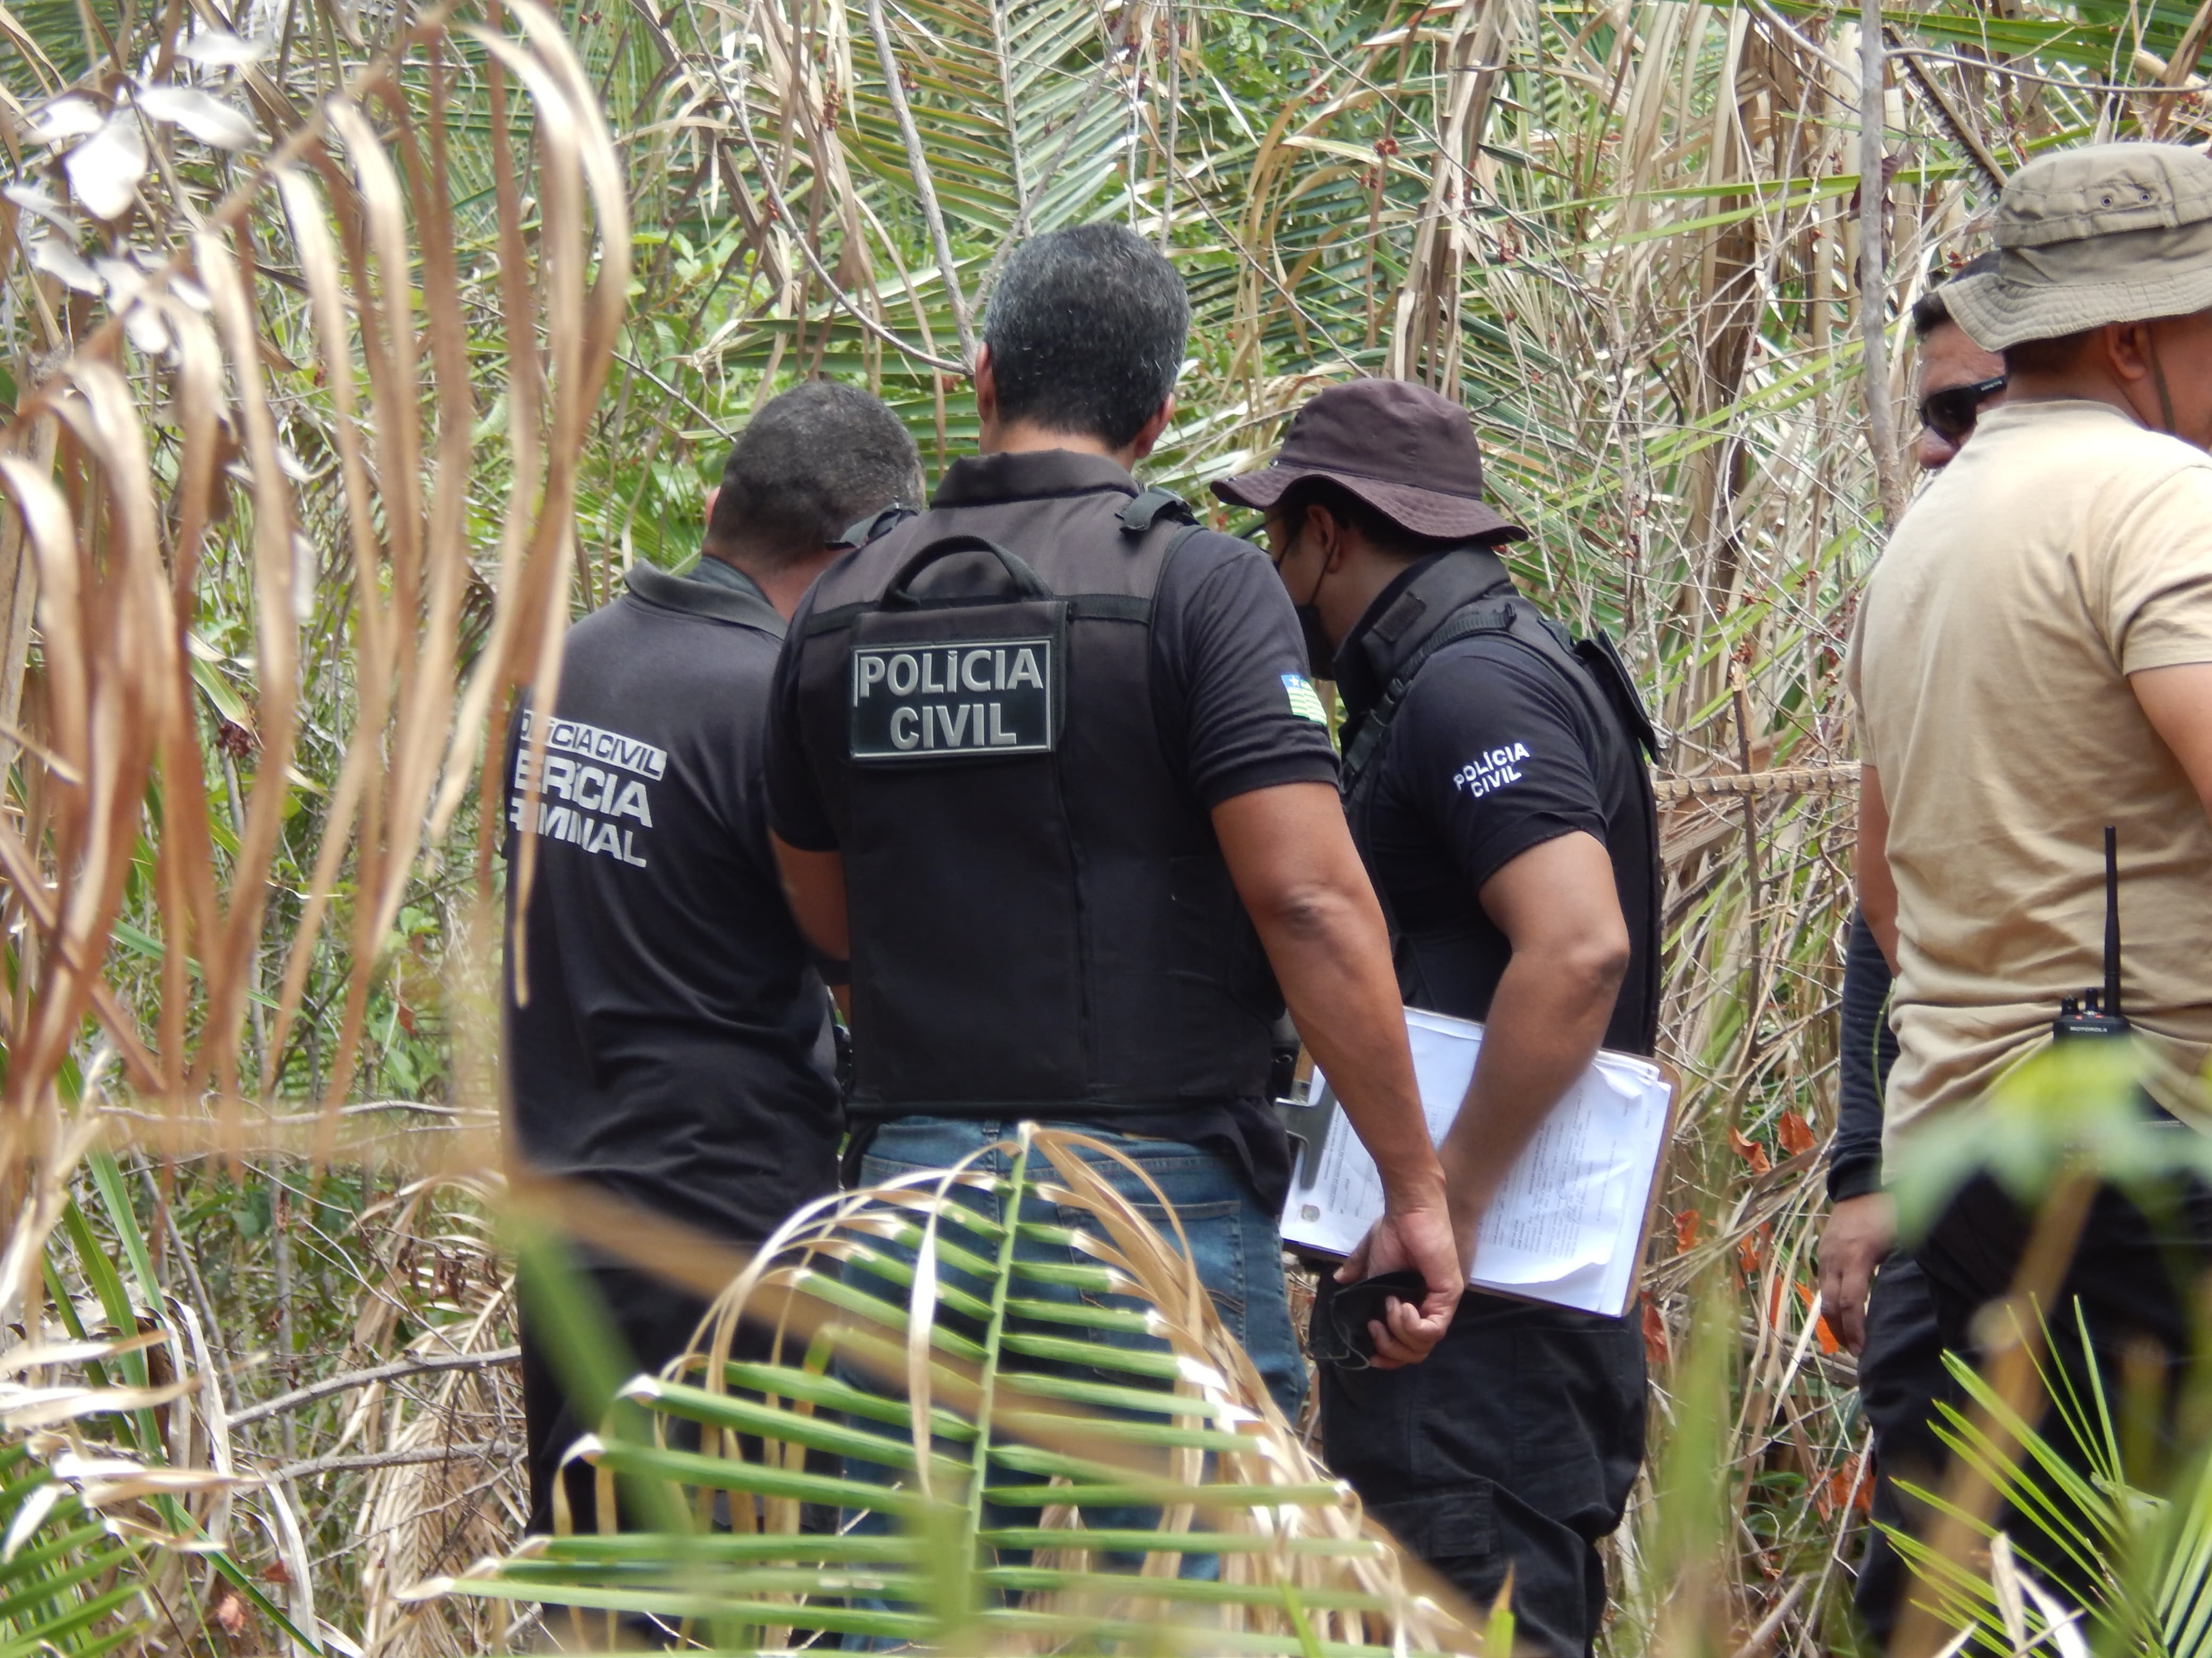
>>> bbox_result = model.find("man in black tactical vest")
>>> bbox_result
[763,225,1468,1426]
[505,383,922,1548]
[1220,379,1663,1657]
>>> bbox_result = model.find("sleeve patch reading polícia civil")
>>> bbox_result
[1453,742,1532,800]
[1282,673,1329,724]
[850,638,1055,760]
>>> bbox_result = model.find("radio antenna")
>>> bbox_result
[2103,824,2122,1020]
[2054,827,2130,1041]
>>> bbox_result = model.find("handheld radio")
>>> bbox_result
[2051,826,2131,1042]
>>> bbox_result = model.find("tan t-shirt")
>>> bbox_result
[1847,398,2212,1156]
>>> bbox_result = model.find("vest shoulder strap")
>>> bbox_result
[1117,486,1197,534]
[839,503,918,549]
[1573,629,1666,762]
[1340,598,1516,796]
[1065,512,1205,624]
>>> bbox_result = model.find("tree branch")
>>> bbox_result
[229,1346,521,1428]
[270,1440,518,1483]
[1886,28,2007,193]
[866,0,978,369]
[1858,4,1907,531]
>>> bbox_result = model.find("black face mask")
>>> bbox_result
[1285,528,1337,681]
[1296,601,1337,683]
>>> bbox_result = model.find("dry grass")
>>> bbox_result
[6,0,2212,1651]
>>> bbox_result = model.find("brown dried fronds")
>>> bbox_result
[0,0,628,1197]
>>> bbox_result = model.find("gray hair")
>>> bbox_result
[983,224,1190,449]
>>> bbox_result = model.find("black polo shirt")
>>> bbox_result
[763,449,1339,1209]
[1338,558,1659,1054]
[502,557,840,1244]
[766,451,1340,843]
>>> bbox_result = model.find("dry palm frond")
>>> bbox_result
[0,0,627,1191]
[354,1278,525,1658]
[429,1124,1491,1654]
[0,1117,324,1656]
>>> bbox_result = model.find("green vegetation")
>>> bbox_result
[5,0,2212,1648]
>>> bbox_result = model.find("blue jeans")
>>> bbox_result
[857,1117,1305,1421]
[834,1118,1304,1646]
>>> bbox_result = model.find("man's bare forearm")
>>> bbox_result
[1437,949,1620,1236]
[1213,784,1463,1352]
[1255,886,1442,1202]
[1210,784,1443,1205]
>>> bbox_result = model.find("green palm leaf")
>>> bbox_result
[425,1125,1490,1655]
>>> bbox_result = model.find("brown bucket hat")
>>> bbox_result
[1212,378,1527,543]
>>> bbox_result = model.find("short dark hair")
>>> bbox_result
[705,382,923,570]
[982,224,1191,449]
[1911,250,2001,339]
[2003,306,2212,377]
[1276,478,1463,560]
[2001,328,2098,378]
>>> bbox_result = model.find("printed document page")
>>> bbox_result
[1279,1008,1672,1317]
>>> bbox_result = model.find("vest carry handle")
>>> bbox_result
[881,534,1055,608]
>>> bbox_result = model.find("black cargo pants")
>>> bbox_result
[1313,1283,1647,1658]
[1913,1165,2212,1612]
[1851,1252,1955,1649]
[517,1256,715,1537]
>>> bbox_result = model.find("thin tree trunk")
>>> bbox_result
[1387,0,1516,388]
[1157,1,1178,248]
[1858,2,1906,529]
[866,0,977,369]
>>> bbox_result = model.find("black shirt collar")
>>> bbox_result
[931,449,1138,507]
[624,556,786,637]
[1335,545,1517,718]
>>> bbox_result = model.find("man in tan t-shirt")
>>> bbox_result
[1849,141,2212,1610]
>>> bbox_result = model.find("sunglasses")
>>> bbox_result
[1918,375,2007,443]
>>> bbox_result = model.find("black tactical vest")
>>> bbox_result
[788,481,1281,1123]
[1338,546,1665,1051]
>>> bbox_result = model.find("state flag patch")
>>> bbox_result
[1283,673,1329,724]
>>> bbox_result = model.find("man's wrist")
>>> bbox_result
[1375,1159,1448,1213]
[1435,1132,1498,1208]
[1826,1153,1882,1203]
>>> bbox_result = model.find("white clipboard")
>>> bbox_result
[1279,1007,1676,1318]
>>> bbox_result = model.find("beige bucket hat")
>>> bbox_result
[1943,142,2212,351]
